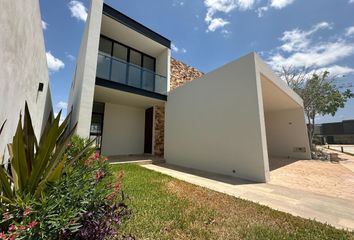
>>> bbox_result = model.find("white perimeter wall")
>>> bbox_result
[68,0,103,137]
[101,103,145,156]
[265,109,311,159]
[165,53,269,182]
[0,0,52,159]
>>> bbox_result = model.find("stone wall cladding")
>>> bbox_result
[153,58,204,157]
[153,105,165,157]
[170,58,204,91]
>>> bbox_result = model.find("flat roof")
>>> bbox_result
[102,3,171,48]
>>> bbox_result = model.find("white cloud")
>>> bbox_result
[41,20,48,30]
[68,1,87,22]
[172,0,185,7]
[315,65,354,77]
[349,0,354,3]
[46,52,65,72]
[207,18,230,32]
[268,41,354,70]
[171,43,187,53]
[66,52,76,61]
[57,101,68,109]
[279,22,332,52]
[266,22,354,77]
[270,0,295,9]
[345,26,354,36]
[256,6,269,17]
[171,43,179,52]
[204,0,255,32]
[203,0,295,31]
[256,0,295,17]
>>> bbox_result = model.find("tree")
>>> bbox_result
[279,66,354,149]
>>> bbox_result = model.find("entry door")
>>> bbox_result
[144,107,153,154]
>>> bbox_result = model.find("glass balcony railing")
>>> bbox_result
[96,53,167,95]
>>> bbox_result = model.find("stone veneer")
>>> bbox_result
[153,58,204,157]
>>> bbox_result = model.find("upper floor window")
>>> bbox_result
[99,36,156,72]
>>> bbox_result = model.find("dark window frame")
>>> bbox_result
[99,35,156,73]
[90,102,106,153]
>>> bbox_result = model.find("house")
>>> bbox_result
[314,120,354,144]
[68,0,171,157]
[69,1,311,182]
[0,0,52,160]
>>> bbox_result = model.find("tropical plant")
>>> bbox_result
[0,102,89,203]
[0,120,6,166]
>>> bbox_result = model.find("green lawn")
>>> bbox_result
[112,164,354,240]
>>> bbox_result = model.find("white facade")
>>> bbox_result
[68,1,171,156]
[165,53,311,183]
[0,0,52,159]
[68,0,104,137]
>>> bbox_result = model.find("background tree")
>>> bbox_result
[279,66,354,149]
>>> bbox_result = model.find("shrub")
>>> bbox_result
[0,103,127,239]
[1,140,127,239]
[0,103,85,203]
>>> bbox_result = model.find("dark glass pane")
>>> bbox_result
[111,58,127,84]
[128,65,141,88]
[99,37,112,55]
[155,75,167,95]
[92,102,105,114]
[129,50,142,66]
[143,56,155,71]
[96,54,111,80]
[113,43,128,61]
[90,114,103,135]
[142,71,154,91]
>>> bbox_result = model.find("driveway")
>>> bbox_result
[142,163,354,230]
[269,156,354,200]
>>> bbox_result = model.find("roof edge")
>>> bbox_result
[102,3,171,48]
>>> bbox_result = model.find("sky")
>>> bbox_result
[39,0,354,124]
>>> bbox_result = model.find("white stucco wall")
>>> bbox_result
[165,53,269,182]
[264,109,311,159]
[156,49,171,93]
[101,103,145,156]
[68,0,103,137]
[0,0,52,159]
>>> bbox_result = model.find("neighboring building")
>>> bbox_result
[0,0,52,159]
[314,120,354,144]
[69,1,311,182]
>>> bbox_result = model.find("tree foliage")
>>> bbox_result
[279,66,354,148]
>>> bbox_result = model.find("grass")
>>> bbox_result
[112,164,354,240]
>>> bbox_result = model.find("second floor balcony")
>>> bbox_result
[96,36,168,96]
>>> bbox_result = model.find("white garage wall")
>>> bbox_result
[101,103,145,156]
[264,108,311,159]
[165,53,269,182]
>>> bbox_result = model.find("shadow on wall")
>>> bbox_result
[153,163,259,186]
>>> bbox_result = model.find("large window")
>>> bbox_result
[99,36,155,72]
[96,36,167,95]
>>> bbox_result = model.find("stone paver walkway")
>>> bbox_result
[142,163,354,231]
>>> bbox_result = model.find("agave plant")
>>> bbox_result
[0,102,90,203]
[0,120,6,168]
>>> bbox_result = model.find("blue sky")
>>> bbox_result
[39,0,354,123]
